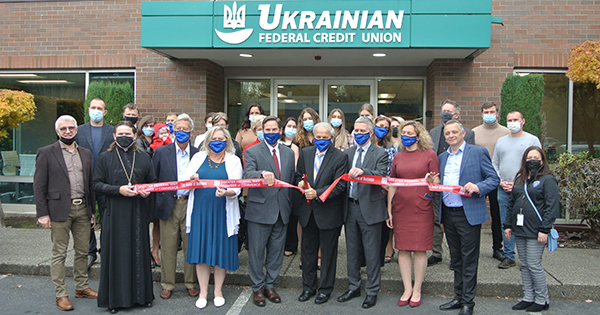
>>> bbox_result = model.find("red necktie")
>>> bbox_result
[272,148,281,179]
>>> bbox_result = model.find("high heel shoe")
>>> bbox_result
[151,255,161,268]
[398,294,411,307]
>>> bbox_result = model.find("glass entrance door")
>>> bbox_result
[325,80,375,131]
[274,79,322,123]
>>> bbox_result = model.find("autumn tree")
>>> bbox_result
[567,40,600,156]
[0,89,36,227]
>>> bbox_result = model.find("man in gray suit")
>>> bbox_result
[76,98,115,269]
[243,116,296,307]
[337,117,388,309]
[428,99,475,267]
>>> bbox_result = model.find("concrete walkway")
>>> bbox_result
[1,226,598,300]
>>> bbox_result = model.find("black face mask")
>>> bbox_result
[124,116,138,124]
[392,127,399,138]
[116,136,134,149]
[60,135,77,145]
[526,160,542,182]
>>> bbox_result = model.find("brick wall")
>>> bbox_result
[427,0,600,130]
[0,0,223,130]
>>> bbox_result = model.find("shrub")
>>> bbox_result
[500,74,544,139]
[84,81,134,125]
[554,152,600,236]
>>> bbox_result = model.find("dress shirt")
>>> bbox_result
[59,141,85,199]
[442,140,466,207]
[176,143,191,196]
[349,141,371,199]
[265,140,281,173]
[314,147,328,180]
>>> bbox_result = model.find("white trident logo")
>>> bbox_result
[223,1,245,30]
[216,1,254,45]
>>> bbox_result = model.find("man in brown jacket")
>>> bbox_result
[34,115,98,311]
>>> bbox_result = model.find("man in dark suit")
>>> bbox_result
[34,115,98,311]
[337,117,388,309]
[243,116,296,307]
[76,98,115,269]
[153,113,199,299]
[295,122,348,305]
[434,120,500,315]
[428,99,475,267]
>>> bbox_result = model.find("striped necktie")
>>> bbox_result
[314,151,325,184]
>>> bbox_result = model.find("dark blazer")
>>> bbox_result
[152,143,199,221]
[296,146,348,230]
[430,124,475,155]
[33,141,96,221]
[345,143,389,225]
[243,141,295,225]
[438,142,500,226]
[77,122,115,168]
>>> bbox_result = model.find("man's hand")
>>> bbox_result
[499,180,513,192]
[139,189,150,198]
[190,174,199,180]
[119,185,137,197]
[464,182,480,194]
[348,167,364,179]
[505,228,512,241]
[262,171,275,186]
[38,215,51,229]
[303,181,316,200]
[90,216,96,229]
[298,180,305,189]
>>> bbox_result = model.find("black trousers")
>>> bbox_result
[301,212,341,295]
[487,188,502,252]
[88,194,105,258]
[442,204,481,307]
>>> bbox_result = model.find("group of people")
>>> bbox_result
[34,98,558,314]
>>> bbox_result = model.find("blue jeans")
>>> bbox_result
[497,188,515,260]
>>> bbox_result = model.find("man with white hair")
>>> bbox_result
[34,115,98,311]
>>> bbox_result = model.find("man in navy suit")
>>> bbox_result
[433,120,499,315]
[153,113,199,299]
[76,98,114,269]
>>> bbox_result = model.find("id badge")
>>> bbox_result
[517,214,524,226]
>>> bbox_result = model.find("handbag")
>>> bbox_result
[524,183,558,252]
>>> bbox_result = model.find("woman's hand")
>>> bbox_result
[504,228,512,241]
[538,232,548,244]
[386,217,393,229]
[425,172,440,184]
[190,174,199,180]
[215,187,226,198]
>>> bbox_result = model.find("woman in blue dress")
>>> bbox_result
[185,126,243,309]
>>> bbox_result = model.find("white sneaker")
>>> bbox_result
[214,296,225,308]
[195,297,207,309]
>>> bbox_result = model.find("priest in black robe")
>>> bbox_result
[93,121,157,313]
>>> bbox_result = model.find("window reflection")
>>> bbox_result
[227,79,270,137]
[377,80,424,121]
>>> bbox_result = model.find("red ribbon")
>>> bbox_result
[134,178,305,193]
[318,173,471,202]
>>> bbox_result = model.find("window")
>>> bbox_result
[227,79,271,137]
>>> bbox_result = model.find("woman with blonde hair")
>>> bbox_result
[386,120,438,308]
[328,108,353,151]
[185,126,242,309]
[358,103,375,120]
[295,108,321,148]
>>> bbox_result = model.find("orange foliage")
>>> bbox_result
[567,40,600,89]
[0,89,36,139]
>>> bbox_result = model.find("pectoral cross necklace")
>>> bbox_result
[116,149,136,186]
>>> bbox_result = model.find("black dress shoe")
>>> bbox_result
[427,255,442,266]
[493,249,506,261]
[109,308,119,314]
[512,300,534,310]
[361,295,377,308]
[298,290,315,302]
[458,305,474,315]
[439,299,462,310]
[314,293,330,304]
[337,289,360,302]
[525,302,549,312]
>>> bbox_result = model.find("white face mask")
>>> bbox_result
[507,122,522,134]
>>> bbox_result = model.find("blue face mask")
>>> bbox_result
[483,114,497,124]
[314,139,332,151]
[167,123,173,133]
[354,132,370,146]
[142,127,154,137]
[284,128,297,139]
[89,109,103,123]
[374,126,388,139]
[330,118,343,128]
[257,131,264,141]
[208,140,227,153]
[249,115,255,122]
[401,135,417,147]
[174,130,190,143]
[264,132,280,145]
[303,120,314,132]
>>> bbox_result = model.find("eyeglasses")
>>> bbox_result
[58,126,77,132]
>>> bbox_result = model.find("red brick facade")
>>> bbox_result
[1,0,599,130]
